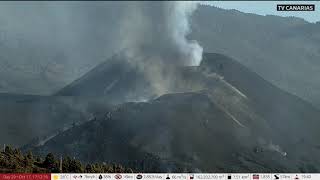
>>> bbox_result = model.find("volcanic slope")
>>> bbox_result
[29,52,320,172]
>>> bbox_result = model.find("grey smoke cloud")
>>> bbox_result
[115,2,203,96]
[0,2,202,96]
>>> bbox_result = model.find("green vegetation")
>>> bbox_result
[0,145,133,173]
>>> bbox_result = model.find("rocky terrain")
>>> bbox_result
[23,52,320,172]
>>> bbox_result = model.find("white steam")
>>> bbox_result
[167,2,203,66]
[118,1,203,66]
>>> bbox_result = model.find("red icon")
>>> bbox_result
[115,174,122,179]
[252,174,259,180]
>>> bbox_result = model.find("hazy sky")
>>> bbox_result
[202,1,320,23]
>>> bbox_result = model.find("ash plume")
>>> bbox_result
[118,2,202,65]
[117,1,203,96]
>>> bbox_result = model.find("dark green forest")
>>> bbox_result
[0,146,133,173]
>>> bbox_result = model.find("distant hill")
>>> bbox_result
[0,3,126,95]
[191,5,320,108]
[0,38,76,95]
[26,52,320,172]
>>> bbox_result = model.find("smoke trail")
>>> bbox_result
[118,1,203,66]
[166,2,203,66]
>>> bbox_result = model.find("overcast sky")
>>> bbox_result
[202,1,320,23]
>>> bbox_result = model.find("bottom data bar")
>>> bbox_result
[48,173,320,180]
[0,173,318,180]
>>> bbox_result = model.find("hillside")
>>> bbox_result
[55,51,154,103]
[26,53,320,172]
[191,5,320,107]
[0,94,111,146]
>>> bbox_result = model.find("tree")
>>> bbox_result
[13,149,22,158]
[43,153,59,172]
[69,159,83,173]
[85,164,94,173]
[62,156,71,172]
[125,168,133,173]
[0,147,132,173]
[43,153,55,167]
[114,164,125,173]
[26,151,33,160]
[4,146,13,154]
[36,157,42,163]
